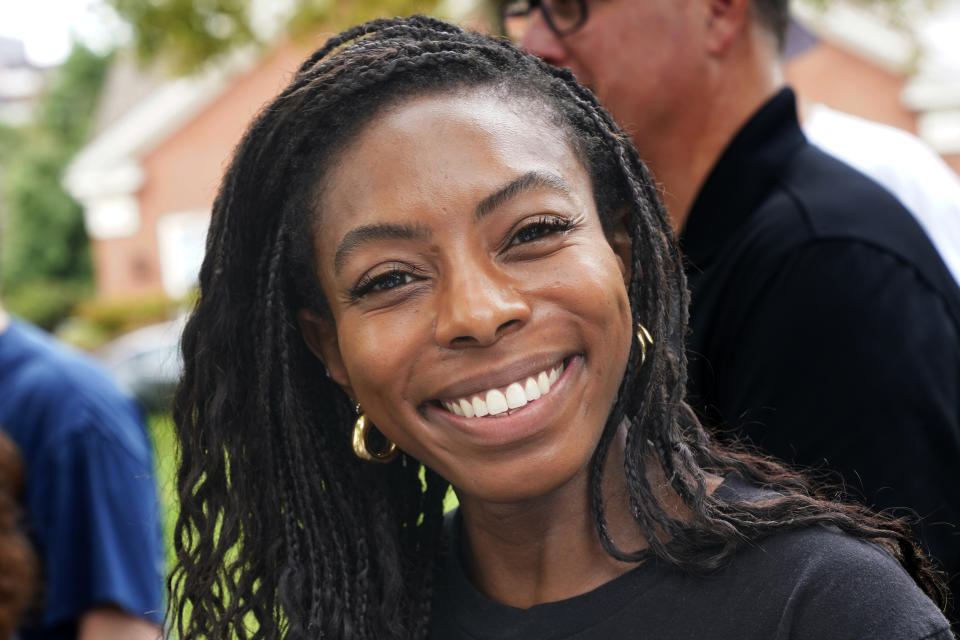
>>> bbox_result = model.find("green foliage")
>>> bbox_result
[54,315,112,351]
[37,44,114,148]
[0,124,19,164]
[1,139,91,287]
[109,0,443,75]
[148,413,179,574]
[74,293,181,335]
[109,0,257,75]
[2,280,92,331]
[52,293,183,350]
[0,44,110,321]
[286,0,444,38]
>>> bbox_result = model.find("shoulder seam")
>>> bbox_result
[774,180,960,330]
[35,401,152,468]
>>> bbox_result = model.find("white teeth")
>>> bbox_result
[486,389,509,415]
[442,361,567,418]
[524,377,541,401]
[505,383,527,409]
[537,371,550,395]
[472,396,488,417]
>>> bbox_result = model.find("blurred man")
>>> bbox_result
[507,0,960,605]
[0,304,163,639]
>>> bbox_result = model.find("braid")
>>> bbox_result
[171,16,948,639]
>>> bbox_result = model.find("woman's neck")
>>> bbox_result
[455,428,726,609]
[455,429,649,609]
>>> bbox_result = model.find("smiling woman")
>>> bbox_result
[299,91,634,505]
[170,16,952,640]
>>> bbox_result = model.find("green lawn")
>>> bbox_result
[147,414,179,573]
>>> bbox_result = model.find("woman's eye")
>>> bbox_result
[351,270,419,299]
[372,272,413,291]
[509,215,574,246]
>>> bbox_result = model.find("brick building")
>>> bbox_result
[786,2,960,175]
[66,4,960,301]
[65,38,316,299]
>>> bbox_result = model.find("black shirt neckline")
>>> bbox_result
[438,475,761,639]
[439,514,661,639]
[680,88,806,270]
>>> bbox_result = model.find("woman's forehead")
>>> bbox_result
[339,90,574,169]
[314,91,591,232]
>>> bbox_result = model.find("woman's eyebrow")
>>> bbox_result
[334,222,431,274]
[333,172,570,274]
[475,170,572,220]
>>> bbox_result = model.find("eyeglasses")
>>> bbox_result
[499,0,589,41]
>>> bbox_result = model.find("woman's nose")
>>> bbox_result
[434,261,531,348]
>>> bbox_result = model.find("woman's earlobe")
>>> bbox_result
[297,309,353,393]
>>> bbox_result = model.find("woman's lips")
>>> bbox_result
[438,361,566,418]
[424,355,581,448]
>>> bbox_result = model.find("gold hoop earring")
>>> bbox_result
[352,405,398,463]
[637,323,654,367]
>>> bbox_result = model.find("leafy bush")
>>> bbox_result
[54,316,112,351]
[3,280,91,330]
[1,44,109,328]
[73,294,181,336]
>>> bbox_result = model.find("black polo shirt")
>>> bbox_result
[681,88,960,600]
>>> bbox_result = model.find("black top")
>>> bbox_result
[428,477,953,639]
[680,88,960,599]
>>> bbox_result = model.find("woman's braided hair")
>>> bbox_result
[170,15,947,639]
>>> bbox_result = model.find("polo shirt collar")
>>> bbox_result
[680,87,805,268]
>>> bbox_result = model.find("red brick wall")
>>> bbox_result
[95,38,317,299]
[785,41,918,133]
[91,229,163,298]
[785,41,960,181]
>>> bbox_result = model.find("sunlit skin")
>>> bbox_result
[519,0,783,229]
[299,91,654,606]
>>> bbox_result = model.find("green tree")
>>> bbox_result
[109,0,444,75]
[109,0,937,77]
[0,44,110,328]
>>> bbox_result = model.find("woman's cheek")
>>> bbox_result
[341,306,426,392]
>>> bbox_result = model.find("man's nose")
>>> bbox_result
[520,10,567,68]
[434,260,531,349]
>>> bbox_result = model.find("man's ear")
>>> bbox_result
[298,310,354,396]
[608,207,633,287]
[704,0,751,56]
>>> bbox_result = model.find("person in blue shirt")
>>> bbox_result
[0,304,164,640]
